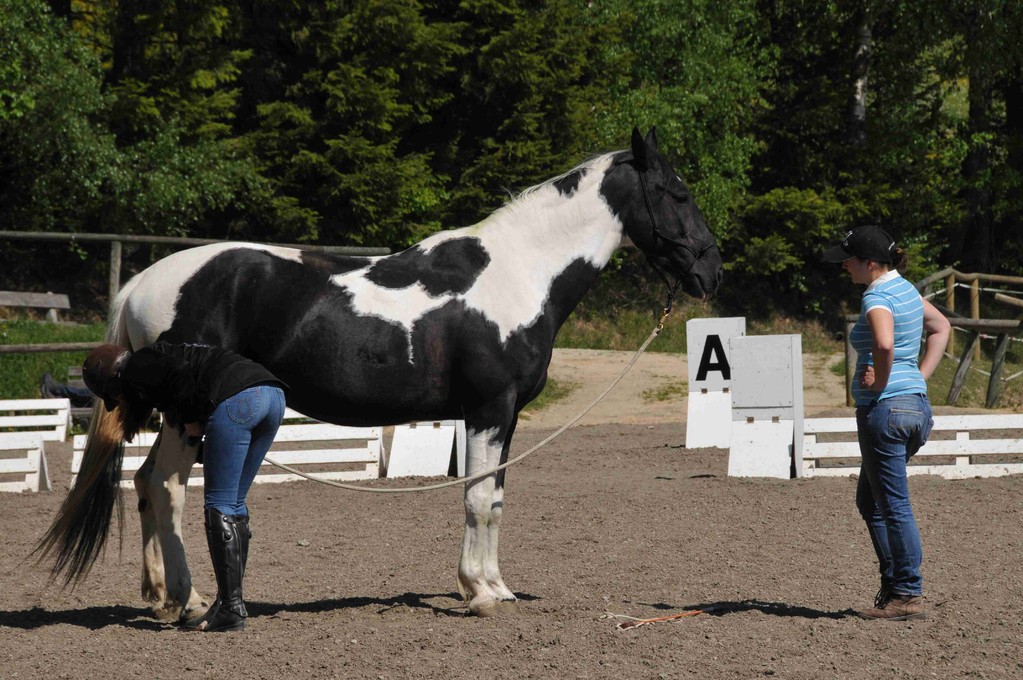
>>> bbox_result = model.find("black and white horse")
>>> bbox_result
[40,128,722,620]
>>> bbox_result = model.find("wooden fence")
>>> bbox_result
[914,268,1023,358]
[843,268,1023,408]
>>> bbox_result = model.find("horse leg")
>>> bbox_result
[457,405,517,616]
[135,428,209,621]
[482,418,518,611]
[457,427,502,616]
[136,432,166,610]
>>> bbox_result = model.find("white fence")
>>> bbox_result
[70,410,383,489]
[803,414,1023,479]
[0,399,69,493]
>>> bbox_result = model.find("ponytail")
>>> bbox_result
[891,246,908,271]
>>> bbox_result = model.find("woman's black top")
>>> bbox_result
[120,341,287,427]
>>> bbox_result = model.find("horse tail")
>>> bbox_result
[34,277,140,585]
[35,401,127,585]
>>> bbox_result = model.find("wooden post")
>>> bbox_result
[45,290,59,323]
[108,240,122,303]
[970,278,981,361]
[845,317,856,407]
[948,331,980,406]
[995,292,1023,310]
[986,333,1010,408]
[0,341,102,354]
[946,273,956,355]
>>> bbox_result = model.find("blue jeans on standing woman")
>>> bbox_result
[855,393,933,597]
[202,385,286,516]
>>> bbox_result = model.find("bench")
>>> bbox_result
[0,432,51,492]
[802,414,1023,479]
[0,290,71,322]
[71,408,383,488]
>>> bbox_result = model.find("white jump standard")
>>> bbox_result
[727,335,804,479]
[685,317,745,448]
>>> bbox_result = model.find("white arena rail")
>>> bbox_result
[71,408,382,488]
[0,432,51,493]
[0,398,69,493]
[71,431,161,489]
[0,398,71,442]
[803,414,1023,479]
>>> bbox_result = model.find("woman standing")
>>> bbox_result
[82,341,287,632]
[823,225,950,621]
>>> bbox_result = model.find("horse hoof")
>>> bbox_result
[469,600,499,618]
[178,604,212,627]
[150,604,184,622]
[468,598,517,617]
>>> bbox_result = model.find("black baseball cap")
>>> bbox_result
[822,225,896,263]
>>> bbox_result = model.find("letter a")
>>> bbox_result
[696,334,730,381]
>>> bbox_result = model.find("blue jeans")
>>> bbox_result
[203,385,285,516]
[855,393,933,596]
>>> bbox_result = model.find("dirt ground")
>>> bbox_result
[2,350,1022,679]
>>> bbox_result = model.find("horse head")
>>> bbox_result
[601,127,723,299]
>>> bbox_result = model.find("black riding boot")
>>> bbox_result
[233,513,251,617]
[192,508,247,632]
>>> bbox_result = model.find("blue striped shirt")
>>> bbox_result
[850,271,927,406]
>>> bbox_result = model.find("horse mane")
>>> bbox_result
[509,152,616,206]
[105,272,144,344]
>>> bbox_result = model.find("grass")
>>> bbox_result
[519,378,578,418]
[641,379,687,403]
[555,303,843,355]
[554,307,691,352]
[0,319,105,399]
[928,348,1023,410]
[746,316,841,355]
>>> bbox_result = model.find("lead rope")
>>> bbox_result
[262,298,675,494]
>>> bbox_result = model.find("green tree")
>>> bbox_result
[0,0,115,233]
[725,1,969,318]
[430,0,611,228]
[0,0,263,238]
[584,0,768,236]
[235,0,611,245]
[95,0,250,143]
[740,0,1021,323]
[233,0,464,245]
[950,1,1023,274]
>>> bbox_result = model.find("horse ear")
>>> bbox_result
[644,127,659,153]
[631,127,649,170]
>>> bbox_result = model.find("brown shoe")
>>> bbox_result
[857,592,926,621]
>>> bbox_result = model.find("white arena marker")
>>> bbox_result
[386,421,467,478]
[727,335,803,479]
[685,317,745,448]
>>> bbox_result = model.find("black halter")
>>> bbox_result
[634,161,717,306]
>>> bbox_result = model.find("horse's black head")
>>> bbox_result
[600,127,723,299]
